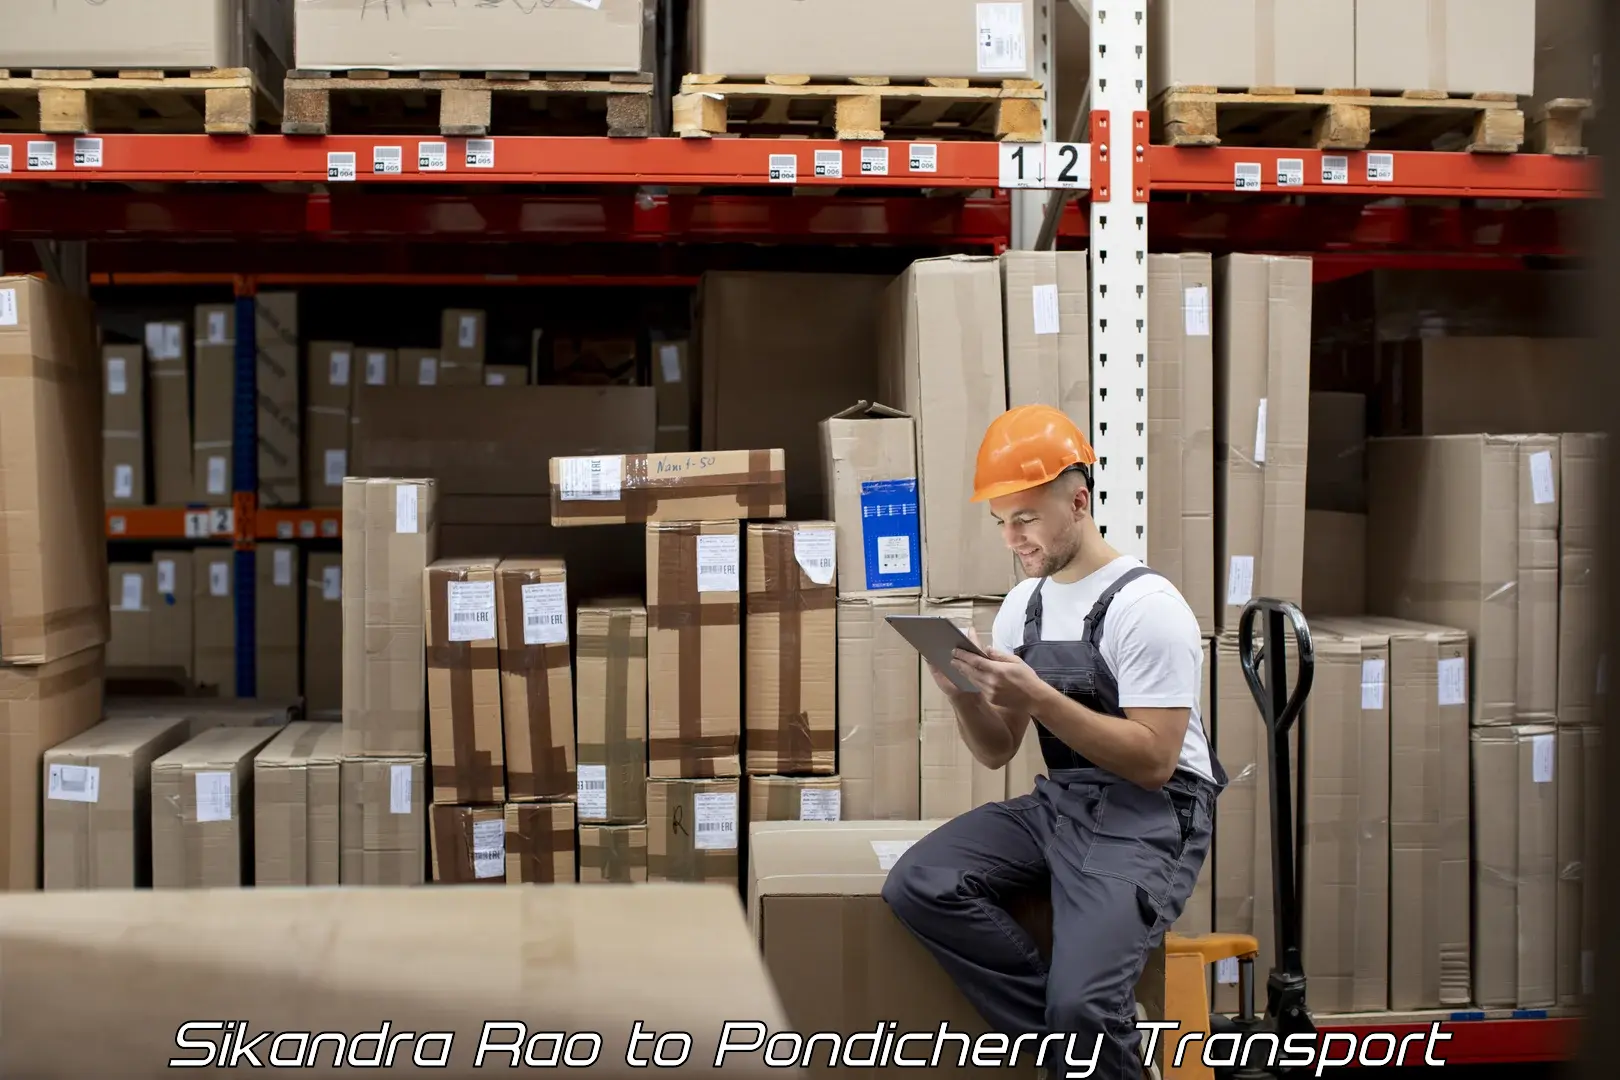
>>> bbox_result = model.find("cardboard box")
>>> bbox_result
[192,304,236,506]
[295,0,652,73]
[145,319,192,505]
[304,552,342,715]
[1557,434,1606,728]
[552,337,637,386]
[1371,338,1601,439]
[42,715,189,890]
[151,725,284,888]
[496,558,575,801]
[1303,510,1367,616]
[1147,253,1216,634]
[0,0,290,72]
[747,775,841,824]
[305,341,354,508]
[255,544,301,701]
[692,0,1038,79]
[339,755,426,886]
[108,564,155,668]
[253,721,343,887]
[819,403,921,598]
[255,292,301,508]
[359,347,396,388]
[920,598,1004,819]
[1556,725,1584,1005]
[1307,392,1367,513]
[342,478,438,757]
[652,339,691,453]
[837,597,921,820]
[0,648,106,889]
[150,551,193,679]
[1367,434,1559,725]
[397,349,441,387]
[429,804,506,884]
[576,600,648,825]
[746,522,837,776]
[878,256,1015,600]
[648,778,740,885]
[579,823,648,883]
[103,344,146,505]
[425,558,506,805]
[1355,0,1535,95]
[192,548,237,697]
[1214,254,1312,633]
[1001,251,1090,424]
[1471,723,1558,1008]
[1149,0,1355,93]
[647,521,742,779]
[440,310,487,384]
[104,699,299,741]
[1580,724,1601,1001]
[0,276,110,665]
[549,448,786,528]
[258,396,302,509]
[1210,634,1267,1012]
[504,801,577,885]
[484,365,527,387]
[698,272,886,519]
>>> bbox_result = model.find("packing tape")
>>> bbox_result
[430,805,504,886]
[427,568,505,802]
[499,569,575,799]
[551,449,785,523]
[750,525,837,773]
[580,826,647,881]
[650,524,741,776]
[1,604,110,661]
[505,804,576,884]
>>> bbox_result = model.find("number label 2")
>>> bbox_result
[1044,143,1089,189]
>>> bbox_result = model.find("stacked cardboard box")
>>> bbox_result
[253,721,343,886]
[151,724,287,888]
[257,293,302,507]
[192,304,235,507]
[306,341,353,509]
[576,599,651,883]
[107,551,194,685]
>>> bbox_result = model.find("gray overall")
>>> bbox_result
[883,566,1226,1077]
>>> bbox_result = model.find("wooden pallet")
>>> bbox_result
[282,71,654,138]
[1155,86,1527,153]
[0,68,264,135]
[1529,97,1594,156]
[673,74,1044,142]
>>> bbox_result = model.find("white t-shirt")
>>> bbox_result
[990,555,1217,784]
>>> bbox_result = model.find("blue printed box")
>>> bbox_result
[819,402,921,598]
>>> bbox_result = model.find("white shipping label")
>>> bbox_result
[1031,283,1061,335]
[144,323,172,359]
[1367,153,1395,183]
[206,455,227,495]
[1226,556,1255,607]
[522,581,569,646]
[693,792,738,851]
[1183,285,1211,336]
[1529,451,1557,505]
[121,572,143,611]
[908,144,938,173]
[273,547,293,588]
[458,315,479,349]
[113,464,134,500]
[194,772,234,823]
[658,344,683,384]
[0,145,9,174]
[208,561,230,598]
[0,289,17,327]
[486,372,506,386]
[1360,658,1387,711]
[1216,958,1239,985]
[107,357,127,395]
[373,145,403,174]
[418,356,438,385]
[814,148,843,179]
[1437,657,1468,707]
[799,788,841,822]
[156,559,176,596]
[324,449,347,488]
[768,153,797,183]
[389,764,413,814]
[472,818,506,879]
[1254,399,1268,464]
[28,141,56,171]
[396,484,418,533]
[208,311,228,345]
[976,2,1027,73]
[559,456,623,501]
[1322,155,1349,184]
[47,763,100,803]
[1277,158,1305,187]
[322,565,342,601]
[447,580,497,642]
[577,764,608,819]
[1233,162,1262,191]
[793,528,836,586]
[696,534,741,594]
[466,140,495,169]
[366,352,389,385]
[418,141,448,172]
[1532,734,1555,783]
[860,146,890,175]
[878,535,912,576]
[870,839,915,871]
[329,350,351,386]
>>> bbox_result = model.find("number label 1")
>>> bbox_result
[1043,143,1089,189]
[998,143,1044,189]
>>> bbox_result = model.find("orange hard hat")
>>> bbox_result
[971,405,1098,503]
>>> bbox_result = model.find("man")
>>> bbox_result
[883,404,1225,1077]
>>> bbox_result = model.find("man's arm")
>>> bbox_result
[928,669,1029,770]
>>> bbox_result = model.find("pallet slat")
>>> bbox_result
[0,68,259,135]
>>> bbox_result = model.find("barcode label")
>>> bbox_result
[73,137,103,169]
[327,151,357,182]
[273,547,293,588]
[472,818,505,879]
[206,455,227,495]
[447,579,497,642]
[28,141,56,171]
[366,352,389,385]
[1321,155,1349,184]
[419,141,448,171]
[800,788,841,822]
[522,581,569,646]
[793,528,836,586]
[106,357,127,395]
[466,140,496,169]
[878,535,912,576]
[577,764,608,819]
[1277,158,1305,187]
[814,149,843,179]
[208,310,228,344]
[458,315,479,349]
[1361,658,1386,711]
[693,791,738,851]
[396,484,418,533]
[373,145,403,174]
[861,146,889,175]
[0,145,11,174]
[329,350,351,386]
[113,464,134,500]
[768,153,797,183]
[389,764,413,814]
[1366,153,1394,183]
[195,771,233,823]
[48,763,100,803]
[909,144,938,173]
[322,566,342,602]
[324,449,347,488]
[156,559,176,596]
[976,2,1027,73]
[1438,656,1468,707]
[209,561,230,598]
[696,534,741,594]
[1234,162,1262,191]
[559,456,623,501]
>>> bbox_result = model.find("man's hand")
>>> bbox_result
[950,647,1048,716]
[926,660,965,697]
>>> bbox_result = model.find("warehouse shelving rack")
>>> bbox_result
[0,2,1599,1061]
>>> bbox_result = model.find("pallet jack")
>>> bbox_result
[1151,597,1318,1080]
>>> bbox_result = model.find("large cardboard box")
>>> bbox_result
[0,885,794,1080]
[1580,725,1601,1001]
[0,0,291,73]
[429,804,506,884]
[648,778,740,885]
[496,558,575,801]
[1001,250,1091,425]
[339,755,425,886]
[192,548,237,697]
[1303,510,1367,616]
[1557,434,1606,728]
[837,597,921,820]
[151,725,285,889]
[652,339,692,452]
[1307,392,1367,514]
[1214,255,1311,633]
[920,598,1004,819]
[295,0,652,73]
[145,319,192,505]
[0,276,109,665]
[1149,0,1355,93]
[255,544,301,701]
[102,344,146,505]
[103,699,298,741]
[504,801,577,885]
[579,823,648,883]
[879,256,1014,600]
[255,292,301,508]
[425,558,506,805]
[746,522,837,776]
[819,403,922,599]
[305,341,354,509]
[576,600,648,825]
[253,721,343,887]
[191,304,236,507]
[151,551,193,679]
[342,478,437,757]
[439,310,487,386]
[647,521,742,779]
[1556,725,1585,1005]
[108,564,155,668]
[1147,253,1216,634]
[549,448,786,528]
[1355,0,1535,95]
[42,715,189,890]
[1471,724,1558,1009]
[748,775,841,824]
[693,0,1038,80]
[303,552,342,715]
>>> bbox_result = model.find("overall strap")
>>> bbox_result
[1081,566,1161,646]
[1021,579,1049,649]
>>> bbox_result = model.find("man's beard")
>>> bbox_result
[1030,535,1082,579]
